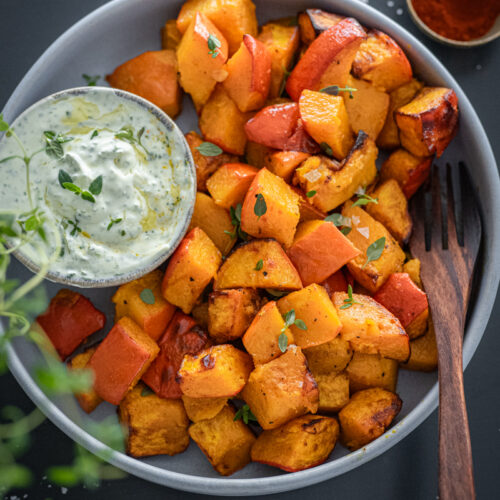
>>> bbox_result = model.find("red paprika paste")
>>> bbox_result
[411,0,500,41]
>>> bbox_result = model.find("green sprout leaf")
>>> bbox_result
[283,309,296,326]
[88,175,103,195]
[320,85,358,99]
[62,182,81,194]
[82,74,101,86]
[254,259,263,271]
[306,190,317,198]
[363,236,386,269]
[254,193,267,220]
[195,141,223,157]
[58,170,73,188]
[44,131,73,159]
[81,191,96,203]
[294,319,307,330]
[0,113,10,132]
[140,288,155,305]
[278,332,288,353]
[233,404,257,425]
[352,191,378,208]
[339,284,361,309]
[320,142,334,157]
[207,34,222,58]
[91,130,99,139]
[107,217,123,231]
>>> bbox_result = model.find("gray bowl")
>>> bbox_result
[3,0,500,496]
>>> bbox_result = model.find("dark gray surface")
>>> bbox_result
[1,0,499,498]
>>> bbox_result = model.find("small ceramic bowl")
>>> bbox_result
[1,87,196,288]
[407,0,500,47]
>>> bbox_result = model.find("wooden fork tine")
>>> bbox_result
[459,162,482,254]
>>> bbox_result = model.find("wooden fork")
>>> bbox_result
[409,162,481,500]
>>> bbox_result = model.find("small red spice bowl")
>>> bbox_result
[406,0,500,47]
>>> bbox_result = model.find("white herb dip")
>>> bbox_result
[0,88,195,284]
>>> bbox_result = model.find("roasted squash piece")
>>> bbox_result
[286,18,366,101]
[277,284,341,349]
[352,30,413,92]
[176,13,228,112]
[287,219,360,286]
[223,34,272,112]
[161,19,182,50]
[333,292,410,361]
[395,87,458,157]
[373,273,429,339]
[293,187,328,222]
[214,239,303,290]
[380,148,432,199]
[119,384,189,457]
[377,78,424,150]
[342,202,405,293]
[401,316,438,372]
[366,179,413,245]
[322,269,351,296]
[339,388,402,450]
[112,270,175,342]
[403,258,423,288]
[267,151,310,183]
[181,395,227,422]
[346,352,399,393]
[142,311,209,398]
[258,21,300,99]
[107,50,182,118]
[176,0,258,55]
[294,132,378,212]
[242,345,319,430]
[68,347,102,414]
[206,163,258,210]
[162,228,222,314]
[189,192,236,256]
[343,76,390,141]
[242,301,294,365]
[245,141,276,168]
[304,336,353,375]
[208,288,261,343]
[191,302,210,330]
[298,9,344,45]
[89,317,159,405]
[189,404,256,476]
[37,290,105,360]
[199,84,252,155]
[299,89,354,160]
[240,167,300,248]
[251,414,339,472]
[315,371,350,413]
[185,131,239,192]
[178,344,253,398]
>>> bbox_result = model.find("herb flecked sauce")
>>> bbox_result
[0,91,193,281]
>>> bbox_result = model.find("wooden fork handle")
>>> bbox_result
[438,338,476,499]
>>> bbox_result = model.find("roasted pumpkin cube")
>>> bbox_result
[342,202,405,293]
[142,311,209,398]
[299,89,354,160]
[191,302,210,330]
[366,179,413,245]
[251,414,339,472]
[223,34,271,112]
[67,347,101,414]
[258,21,300,99]
[315,371,350,413]
[322,269,351,296]
[242,301,294,365]
[374,273,429,339]
[339,388,402,450]
[189,404,256,476]
[294,132,377,212]
[161,19,182,50]
[112,270,175,342]
[185,131,238,192]
[287,219,360,286]
[89,317,159,405]
[181,395,227,423]
[401,316,438,372]
[199,84,252,155]
[343,76,390,141]
[37,289,105,360]
[377,78,424,150]
[240,167,300,247]
[206,163,258,210]
[298,9,344,45]
[177,13,228,112]
[380,148,432,199]
[245,141,276,168]
[208,288,261,343]
[178,344,253,398]
[403,258,422,288]
[333,292,410,361]
[276,284,341,349]
[107,50,182,118]
[346,352,399,393]
[352,30,413,92]
[118,384,189,457]
[214,239,302,290]
[176,0,258,55]
[189,192,236,256]
[304,336,353,375]
[162,228,222,314]
[267,151,310,183]
[395,87,458,157]
[242,345,319,429]
[293,187,328,222]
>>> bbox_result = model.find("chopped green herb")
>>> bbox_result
[82,74,101,86]
[325,213,352,236]
[320,85,357,99]
[44,131,73,160]
[254,193,267,220]
[90,130,99,139]
[306,190,317,198]
[81,191,96,203]
[66,218,82,236]
[339,284,361,309]
[58,170,73,188]
[279,308,307,352]
[363,236,386,269]
[254,259,263,271]
[115,125,151,157]
[207,34,222,58]
[88,175,103,196]
[233,404,257,424]
[140,288,155,305]
[107,218,123,231]
[352,187,378,208]
[196,141,223,157]
[278,332,289,353]
[225,203,248,241]
[341,226,352,236]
